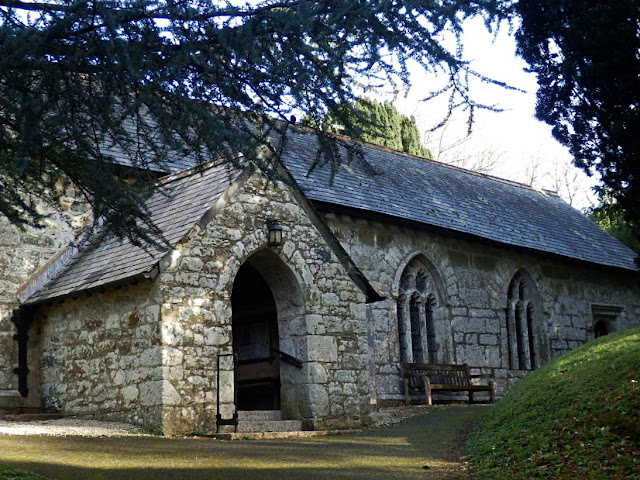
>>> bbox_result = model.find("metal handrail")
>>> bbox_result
[216,352,238,433]
[271,347,303,369]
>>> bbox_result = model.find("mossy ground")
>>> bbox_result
[0,405,486,480]
[0,465,47,479]
[464,326,640,479]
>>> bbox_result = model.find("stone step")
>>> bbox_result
[236,419,303,433]
[0,413,64,421]
[0,390,42,414]
[237,410,282,421]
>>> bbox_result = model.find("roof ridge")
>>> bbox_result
[288,124,559,197]
[154,153,245,187]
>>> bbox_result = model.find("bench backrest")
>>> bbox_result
[401,363,471,386]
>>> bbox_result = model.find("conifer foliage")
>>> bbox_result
[515,0,640,247]
[0,0,510,244]
[321,98,432,159]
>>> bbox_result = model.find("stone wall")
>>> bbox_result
[322,213,640,403]
[7,167,639,432]
[27,171,370,434]
[155,172,369,434]
[0,188,90,392]
[34,281,165,429]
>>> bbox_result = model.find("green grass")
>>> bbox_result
[464,326,640,480]
[0,405,487,480]
[0,465,48,479]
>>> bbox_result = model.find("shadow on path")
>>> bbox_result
[0,405,489,480]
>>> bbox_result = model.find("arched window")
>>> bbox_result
[506,270,546,370]
[397,258,445,364]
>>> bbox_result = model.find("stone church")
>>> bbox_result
[1,127,639,434]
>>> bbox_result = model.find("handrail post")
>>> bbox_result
[216,352,238,433]
[12,307,33,397]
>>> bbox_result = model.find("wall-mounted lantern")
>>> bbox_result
[266,219,284,246]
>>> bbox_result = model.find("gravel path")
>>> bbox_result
[0,417,149,437]
[0,405,430,438]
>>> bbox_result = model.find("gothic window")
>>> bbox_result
[397,258,445,364]
[506,270,544,370]
[425,295,437,363]
[409,294,424,363]
[397,297,408,362]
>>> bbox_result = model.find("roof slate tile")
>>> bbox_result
[22,126,638,305]
[280,128,637,271]
[24,161,240,304]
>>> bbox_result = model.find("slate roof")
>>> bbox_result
[100,116,199,174]
[19,124,638,305]
[279,128,638,271]
[21,160,241,305]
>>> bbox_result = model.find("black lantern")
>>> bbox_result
[266,219,284,246]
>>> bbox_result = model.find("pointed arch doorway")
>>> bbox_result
[230,250,307,415]
[232,261,281,410]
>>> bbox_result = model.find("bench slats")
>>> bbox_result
[401,362,495,406]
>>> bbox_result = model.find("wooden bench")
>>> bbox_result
[401,363,495,406]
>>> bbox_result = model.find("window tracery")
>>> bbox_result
[397,259,442,364]
[506,270,542,370]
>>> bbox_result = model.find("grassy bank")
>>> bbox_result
[464,326,640,479]
[0,464,48,479]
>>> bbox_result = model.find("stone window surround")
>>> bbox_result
[397,259,442,364]
[590,304,623,338]
[506,269,541,371]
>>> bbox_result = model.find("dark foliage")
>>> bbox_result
[588,197,640,256]
[516,0,640,246]
[0,0,511,244]
[317,97,432,159]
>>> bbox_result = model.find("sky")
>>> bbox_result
[381,17,598,211]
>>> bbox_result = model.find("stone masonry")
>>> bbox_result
[155,172,369,433]
[19,172,369,434]
[2,162,640,435]
[322,213,640,402]
[0,187,90,393]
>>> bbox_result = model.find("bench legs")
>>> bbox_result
[404,378,433,405]
[423,378,432,406]
[404,379,411,406]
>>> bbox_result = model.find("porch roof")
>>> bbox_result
[20,160,241,305]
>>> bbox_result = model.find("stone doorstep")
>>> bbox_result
[208,429,360,441]
[0,391,42,413]
[0,413,65,421]
[237,410,282,421]
[237,419,303,433]
[233,410,301,433]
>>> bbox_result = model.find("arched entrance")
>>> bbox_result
[594,319,609,338]
[232,261,281,410]
[231,250,307,415]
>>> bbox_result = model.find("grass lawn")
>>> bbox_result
[0,465,48,479]
[0,405,487,480]
[464,326,640,479]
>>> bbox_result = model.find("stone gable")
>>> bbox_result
[17,171,370,434]
[156,172,369,433]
